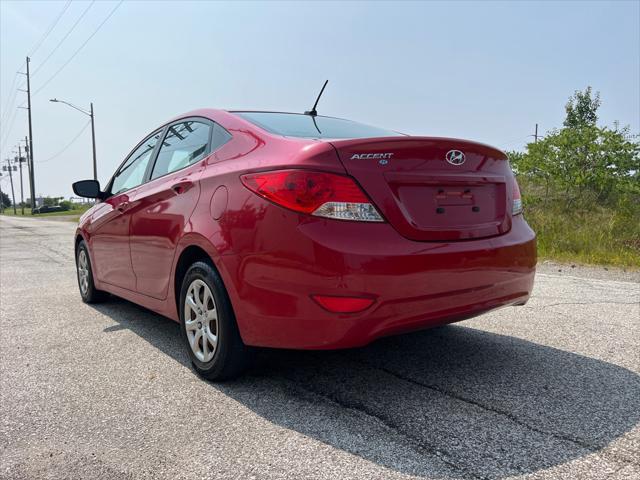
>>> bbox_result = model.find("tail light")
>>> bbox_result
[240,169,384,222]
[512,176,523,215]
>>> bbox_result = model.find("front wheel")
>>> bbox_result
[76,240,107,303]
[179,261,251,381]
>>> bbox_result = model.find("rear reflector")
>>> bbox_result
[311,295,375,313]
[512,177,523,215]
[241,169,384,222]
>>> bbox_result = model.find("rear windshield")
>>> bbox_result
[233,111,404,139]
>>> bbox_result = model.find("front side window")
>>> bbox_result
[111,130,162,195]
[150,121,211,180]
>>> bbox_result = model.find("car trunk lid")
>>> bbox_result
[329,137,514,241]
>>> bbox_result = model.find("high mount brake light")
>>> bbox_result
[241,170,384,222]
[512,176,523,215]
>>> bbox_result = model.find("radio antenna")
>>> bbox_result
[304,80,328,117]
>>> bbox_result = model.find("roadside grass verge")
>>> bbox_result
[0,206,90,219]
[523,202,640,268]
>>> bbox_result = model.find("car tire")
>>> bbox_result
[179,260,252,381]
[76,240,108,304]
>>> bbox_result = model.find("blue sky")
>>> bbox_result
[1,0,639,197]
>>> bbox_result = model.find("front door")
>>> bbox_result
[87,190,137,290]
[89,129,162,290]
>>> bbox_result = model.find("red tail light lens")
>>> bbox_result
[512,177,523,215]
[241,169,384,222]
[311,295,376,313]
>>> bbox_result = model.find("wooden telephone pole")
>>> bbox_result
[18,57,36,211]
[17,146,25,214]
[5,159,17,214]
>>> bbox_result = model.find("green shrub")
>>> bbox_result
[508,87,639,268]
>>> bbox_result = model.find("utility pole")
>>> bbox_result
[0,174,4,214]
[26,58,35,211]
[20,57,36,212]
[23,136,32,208]
[17,146,25,215]
[534,123,539,143]
[5,159,17,215]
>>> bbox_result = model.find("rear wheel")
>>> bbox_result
[76,241,107,303]
[179,261,251,381]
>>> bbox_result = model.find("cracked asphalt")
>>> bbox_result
[1,215,639,480]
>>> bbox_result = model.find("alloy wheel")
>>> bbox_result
[78,249,89,295]
[184,279,219,362]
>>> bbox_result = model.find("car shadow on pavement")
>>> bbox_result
[91,298,640,479]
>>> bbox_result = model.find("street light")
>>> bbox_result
[50,98,97,181]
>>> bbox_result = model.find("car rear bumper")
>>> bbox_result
[220,214,536,349]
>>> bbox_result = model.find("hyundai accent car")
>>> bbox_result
[72,109,536,380]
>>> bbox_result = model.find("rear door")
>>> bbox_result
[128,119,222,299]
[330,137,515,241]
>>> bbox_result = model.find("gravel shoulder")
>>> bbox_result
[536,260,640,283]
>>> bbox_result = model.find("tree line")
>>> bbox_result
[507,87,639,210]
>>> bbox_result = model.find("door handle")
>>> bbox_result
[116,201,129,212]
[171,180,193,195]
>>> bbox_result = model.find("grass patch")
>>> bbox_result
[1,206,91,219]
[523,202,639,268]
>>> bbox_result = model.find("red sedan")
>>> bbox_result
[73,109,536,380]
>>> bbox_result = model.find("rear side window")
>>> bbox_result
[211,123,232,151]
[233,111,403,139]
[150,121,211,180]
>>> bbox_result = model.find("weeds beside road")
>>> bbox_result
[0,206,89,223]
[523,196,640,267]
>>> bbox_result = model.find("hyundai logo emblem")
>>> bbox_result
[445,150,466,165]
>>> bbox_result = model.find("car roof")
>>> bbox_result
[228,110,352,122]
[167,108,361,125]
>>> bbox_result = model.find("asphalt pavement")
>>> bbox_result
[1,215,639,480]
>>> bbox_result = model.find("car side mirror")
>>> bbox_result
[72,179,104,199]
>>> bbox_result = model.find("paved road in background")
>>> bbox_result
[1,215,639,480]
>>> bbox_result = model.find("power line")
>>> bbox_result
[0,72,25,156]
[32,1,96,77]
[1,62,26,156]
[0,90,22,153]
[0,106,22,154]
[37,119,91,164]
[31,1,124,98]
[1,71,21,124]
[27,0,73,57]
[0,76,26,133]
